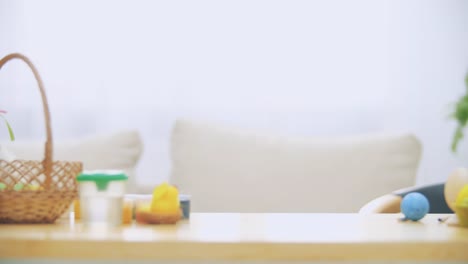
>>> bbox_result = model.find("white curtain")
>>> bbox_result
[1,0,468,188]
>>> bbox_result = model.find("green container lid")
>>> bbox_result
[77,170,128,191]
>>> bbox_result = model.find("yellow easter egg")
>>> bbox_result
[456,185,468,207]
[25,184,43,191]
[445,168,468,211]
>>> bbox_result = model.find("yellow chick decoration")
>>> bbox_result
[151,182,180,214]
[135,182,181,224]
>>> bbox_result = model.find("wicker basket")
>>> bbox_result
[0,53,83,224]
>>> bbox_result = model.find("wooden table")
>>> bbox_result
[0,213,467,261]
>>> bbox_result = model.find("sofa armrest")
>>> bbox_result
[359,194,402,214]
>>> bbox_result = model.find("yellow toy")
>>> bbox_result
[151,182,180,214]
[136,182,181,224]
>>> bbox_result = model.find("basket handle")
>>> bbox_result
[0,53,54,188]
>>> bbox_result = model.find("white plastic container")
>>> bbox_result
[76,170,128,227]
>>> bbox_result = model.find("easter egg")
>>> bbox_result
[24,184,43,191]
[454,185,468,227]
[445,168,468,211]
[401,192,430,221]
[456,185,468,207]
[13,183,24,191]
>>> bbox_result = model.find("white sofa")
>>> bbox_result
[1,121,423,213]
[170,119,423,213]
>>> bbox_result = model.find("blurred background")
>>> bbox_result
[1,0,467,188]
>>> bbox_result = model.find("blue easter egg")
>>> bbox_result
[401,192,430,221]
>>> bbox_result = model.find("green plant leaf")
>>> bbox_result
[451,72,468,152]
[0,115,15,141]
[5,120,14,141]
[452,125,464,152]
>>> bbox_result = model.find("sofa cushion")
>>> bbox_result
[170,119,422,213]
[3,130,143,192]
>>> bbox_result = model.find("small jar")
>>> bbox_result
[179,194,191,219]
[76,170,128,227]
